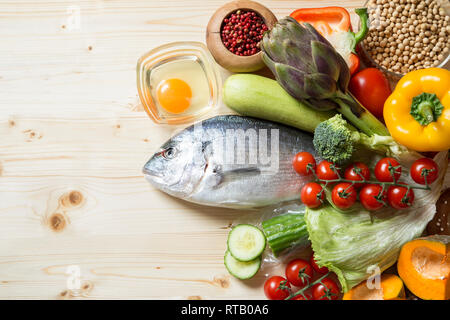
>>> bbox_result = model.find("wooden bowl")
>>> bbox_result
[206,0,277,73]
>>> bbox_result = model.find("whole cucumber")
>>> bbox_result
[223,74,336,133]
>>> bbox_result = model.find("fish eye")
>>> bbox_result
[162,147,177,159]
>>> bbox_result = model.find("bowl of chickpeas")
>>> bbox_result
[359,0,449,84]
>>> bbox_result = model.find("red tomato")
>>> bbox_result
[344,162,370,188]
[291,292,313,300]
[331,182,357,210]
[316,160,339,181]
[374,157,402,182]
[285,259,314,288]
[310,255,328,274]
[359,184,387,211]
[264,276,291,300]
[301,182,325,208]
[410,158,439,185]
[293,152,316,176]
[388,183,415,209]
[312,278,340,300]
[348,68,392,120]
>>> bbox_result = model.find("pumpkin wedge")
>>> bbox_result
[343,274,405,300]
[397,235,450,300]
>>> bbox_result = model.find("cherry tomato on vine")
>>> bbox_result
[344,162,370,188]
[348,68,392,120]
[388,182,415,209]
[301,182,325,209]
[312,278,340,300]
[292,152,316,176]
[410,158,439,185]
[331,182,357,210]
[374,157,402,182]
[264,276,291,300]
[285,259,313,288]
[290,292,313,300]
[310,255,328,274]
[359,184,387,211]
[316,160,339,181]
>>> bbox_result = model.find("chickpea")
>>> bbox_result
[362,0,449,73]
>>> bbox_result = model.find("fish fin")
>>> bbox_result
[223,167,261,175]
[212,167,261,188]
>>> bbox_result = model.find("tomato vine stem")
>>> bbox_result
[285,272,330,300]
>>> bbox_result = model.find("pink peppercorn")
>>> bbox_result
[220,9,268,56]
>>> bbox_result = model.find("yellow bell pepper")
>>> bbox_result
[383,68,450,152]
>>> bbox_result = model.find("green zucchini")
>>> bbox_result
[223,74,336,133]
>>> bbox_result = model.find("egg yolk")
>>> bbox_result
[156,78,192,114]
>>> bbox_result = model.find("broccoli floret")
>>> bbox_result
[313,114,420,165]
[313,114,358,165]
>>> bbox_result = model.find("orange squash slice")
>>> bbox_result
[343,274,405,300]
[397,235,450,300]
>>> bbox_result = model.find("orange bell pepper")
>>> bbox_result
[290,7,368,75]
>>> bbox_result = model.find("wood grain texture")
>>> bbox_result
[1,0,366,299]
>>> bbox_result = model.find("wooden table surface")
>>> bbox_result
[0,0,367,299]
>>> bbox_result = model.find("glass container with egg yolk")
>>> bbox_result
[137,42,221,124]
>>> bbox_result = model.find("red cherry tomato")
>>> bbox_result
[316,160,339,181]
[344,162,370,189]
[410,158,439,185]
[331,182,357,210]
[388,183,415,209]
[312,277,340,300]
[291,292,313,300]
[359,184,387,211]
[285,259,314,288]
[374,157,402,182]
[264,276,291,300]
[310,255,328,274]
[293,152,316,176]
[301,182,325,208]
[348,68,392,120]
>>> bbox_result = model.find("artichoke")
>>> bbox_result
[261,17,389,137]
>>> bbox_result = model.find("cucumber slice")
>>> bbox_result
[227,224,266,262]
[224,251,261,280]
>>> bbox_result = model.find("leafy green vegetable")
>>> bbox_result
[313,114,420,165]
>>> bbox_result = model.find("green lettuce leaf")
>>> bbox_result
[305,151,448,292]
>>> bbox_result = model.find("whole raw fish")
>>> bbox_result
[143,115,316,208]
